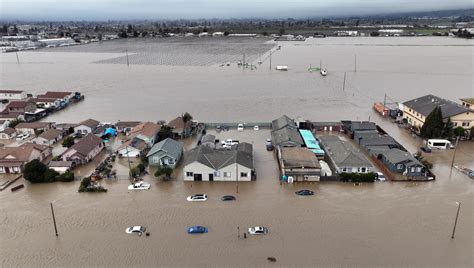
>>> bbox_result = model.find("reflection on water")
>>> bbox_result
[0,37,473,267]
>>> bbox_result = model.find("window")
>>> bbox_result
[224,172,231,177]
[397,164,403,169]
[342,168,347,172]
[462,122,469,127]
[454,122,458,126]
[185,172,193,177]
[361,167,366,173]
[168,159,175,165]
[240,172,248,177]
[214,171,220,177]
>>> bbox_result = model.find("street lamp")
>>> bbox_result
[451,202,461,239]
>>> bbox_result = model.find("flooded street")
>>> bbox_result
[0,37,473,267]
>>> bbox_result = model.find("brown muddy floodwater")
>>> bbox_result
[0,37,473,267]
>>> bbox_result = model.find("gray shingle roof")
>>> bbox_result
[271,127,304,147]
[68,134,103,156]
[146,138,183,159]
[382,148,422,167]
[360,136,397,147]
[319,135,373,168]
[403,94,470,118]
[350,121,377,131]
[184,143,253,170]
[272,115,297,131]
[201,134,216,144]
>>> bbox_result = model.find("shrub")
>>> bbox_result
[340,172,375,183]
[44,169,59,182]
[23,159,48,183]
[62,136,75,148]
[78,177,107,192]
[154,165,173,179]
[57,171,75,182]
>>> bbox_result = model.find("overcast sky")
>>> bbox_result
[0,0,471,20]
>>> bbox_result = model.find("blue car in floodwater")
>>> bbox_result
[187,226,208,234]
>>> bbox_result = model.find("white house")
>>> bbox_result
[74,119,100,135]
[183,143,254,181]
[0,90,27,100]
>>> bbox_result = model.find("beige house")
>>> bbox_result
[403,95,474,130]
[0,144,52,174]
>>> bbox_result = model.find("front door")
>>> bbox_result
[5,167,10,174]
[194,174,202,181]
[209,174,214,181]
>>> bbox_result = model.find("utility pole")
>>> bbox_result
[269,50,272,70]
[451,136,460,167]
[319,59,322,70]
[383,93,387,107]
[354,54,357,72]
[342,72,347,91]
[451,202,461,239]
[236,162,239,194]
[126,146,132,181]
[50,202,58,236]
[125,49,129,67]
[15,52,20,64]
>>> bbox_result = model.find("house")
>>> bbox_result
[34,129,63,145]
[319,135,374,174]
[15,122,55,135]
[0,144,52,174]
[2,100,36,114]
[168,116,193,138]
[48,161,73,174]
[376,148,426,177]
[272,127,304,147]
[36,91,74,104]
[272,115,298,131]
[0,128,16,140]
[460,98,474,109]
[307,121,344,132]
[74,119,100,135]
[146,138,183,167]
[29,97,62,109]
[117,137,148,158]
[55,123,78,133]
[403,95,474,130]
[200,134,216,148]
[129,122,161,147]
[354,131,399,149]
[0,90,27,100]
[279,147,321,181]
[115,121,141,134]
[61,134,104,165]
[183,143,254,181]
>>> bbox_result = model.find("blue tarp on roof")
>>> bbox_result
[103,127,117,137]
[299,129,320,149]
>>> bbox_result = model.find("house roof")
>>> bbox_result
[118,137,147,151]
[65,134,103,157]
[201,134,215,144]
[38,129,62,140]
[115,121,141,128]
[5,100,35,109]
[146,138,183,159]
[130,122,160,138]
[1,128,16,135]
[48,161,73,167]
[381,148,423,167]
[77,119,100,129]
[403,94,471,118]
[350,121,377,131]
[30,97,58,103]
[280,147,321,169]
[168,117,192,131]
[184,143,253,170]
[271,127,304,147]
[272,115,297,131]
[460,98,474,105]
[38,91,72,99]
[0,90,24,94]
[55,123,78,130]
[319,135,373,168]
[15,122,53,129]
[359,135,397,147]
[0,143,49,163]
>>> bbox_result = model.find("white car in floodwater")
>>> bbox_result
[125,226,146,235]
[187,194,208,202]
[248,226,268,235]
[128,181,151,190]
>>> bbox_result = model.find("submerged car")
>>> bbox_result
[221,195,236,201]
[187,226,208,234]
[125,226,146,235]
[128,181,151,190]
[375,172,386,181]
[248,226,268,235]
[187,194,208,202]
[295,189,314,196]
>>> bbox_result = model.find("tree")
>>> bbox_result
[262,31,269,36]
[9,118,23,128]
[420,106,444,139]
[442,117,454,140]
[454,127,465,137]
[154,165,173,180]
[68,126,75,134]
[23,159,48,183]
[133,31,139,37]
[279,28,285,35]
[157,125,173,142]
[182,112,193,123]
[127,24,133,33]
[62,136,75,148]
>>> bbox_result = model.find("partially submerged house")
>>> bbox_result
[0,128,16,140]
[117,122,161,157]
[168,116,193,138]
[271,115,304,148]
[279,147,321,182]
[48,161,74,174]
[0,144,52,174]
[200,134,216,148]
[115,121,141,134]
[34,129,63,145]
[61,134,104,165]
[15,122,55,135]
[74,119,100,135]
[183,143,254,181]
[375,148,426,177]
[146,138,183,168]
[117,137,148,158]
[319,135,373,174]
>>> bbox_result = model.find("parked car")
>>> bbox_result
[420,145,432,153]
[128,181,151,190]
[187,226,208,234]
[295,189,314,196]
[125,226,146,235]
[15,134,26,141]
[375,172,386,181]
[237,124,244,131]
[221,139,239,146]
[248,226,268,235]
[187,194,208,202]
[253,125,259,131]
[221,195,236,201]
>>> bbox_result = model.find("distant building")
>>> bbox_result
[61,134,104,165]
[403,95,474,130]
[0,144,52,174]
[0,90,27,100]
[183,143,254,181]
[38,38,76,47]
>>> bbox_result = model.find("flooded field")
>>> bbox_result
[0,37,473,267]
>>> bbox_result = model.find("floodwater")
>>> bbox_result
[0,37,473,267]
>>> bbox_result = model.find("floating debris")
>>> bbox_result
[267,257,277,262]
